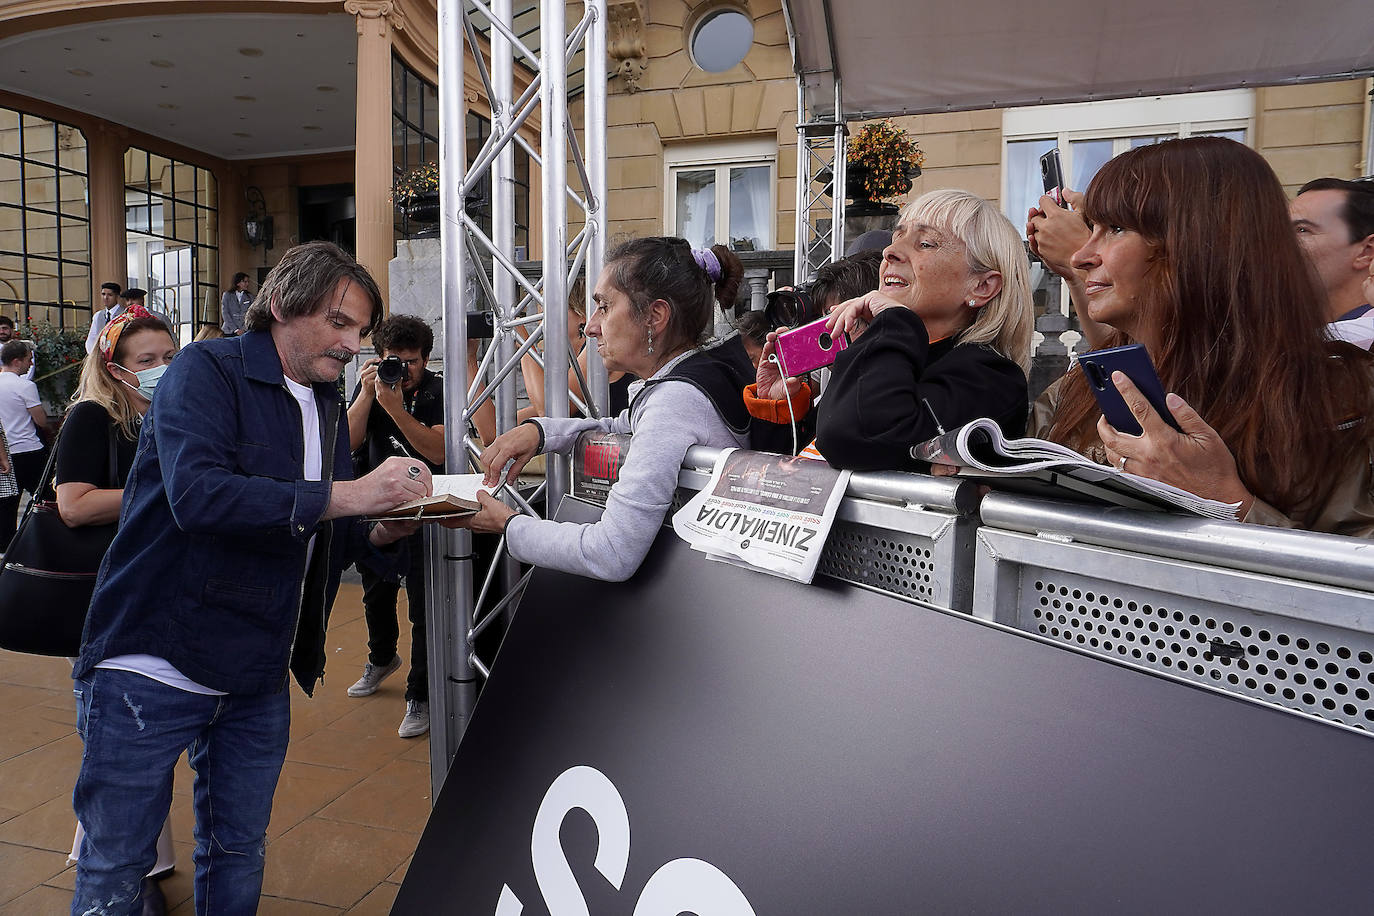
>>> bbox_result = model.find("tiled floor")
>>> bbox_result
[0,582,433,914]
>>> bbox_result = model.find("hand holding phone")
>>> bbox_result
[1040,148,1067,208]
[1077,344,1182,436]
[774,317,849,377]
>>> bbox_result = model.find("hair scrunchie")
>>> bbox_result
[98,303,153,362]
[691,247,722,282]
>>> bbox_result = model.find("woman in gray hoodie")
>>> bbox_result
[461,237,751,581]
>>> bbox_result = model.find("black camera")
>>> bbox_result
[764,284,820,330]
[376,355,406,387]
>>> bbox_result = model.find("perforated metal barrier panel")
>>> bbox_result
[673,467,974,611]
[973,527,1374,732]
[667,456,1374,734]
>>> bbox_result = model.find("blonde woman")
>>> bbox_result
[62,305,180,890]
[812,189,1034,470]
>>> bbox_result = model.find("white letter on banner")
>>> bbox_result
[530,765,631,916]
[494,884,524,916]
[631,857,757,916]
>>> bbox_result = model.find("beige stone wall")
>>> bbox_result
[599,0,797,246]
[1256,80,1369,195]
[875,109,1005,210]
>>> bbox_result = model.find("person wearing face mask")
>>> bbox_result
[56,306,181,906]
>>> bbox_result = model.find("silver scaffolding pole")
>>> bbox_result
[429,0,477,800]
[583,0,609,415]
[786,0,846,281]
[541,0,570,510]
[429,0,606,789]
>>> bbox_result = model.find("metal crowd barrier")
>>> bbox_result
[680,446,979,611]
[671,450,1374,734]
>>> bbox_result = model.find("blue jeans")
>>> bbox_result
[71,667,290,916]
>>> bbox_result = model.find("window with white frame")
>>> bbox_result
[665,140,775,251]
[1001,89,1254,225]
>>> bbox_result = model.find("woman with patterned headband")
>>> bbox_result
[62,304,181,898]
[457,237,757,581]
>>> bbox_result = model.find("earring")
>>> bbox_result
[647,328,654,356]
[968,299,978,308]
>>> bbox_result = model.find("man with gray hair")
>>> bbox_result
[70,241,432,915]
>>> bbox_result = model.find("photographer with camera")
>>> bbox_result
[345,313,444,737]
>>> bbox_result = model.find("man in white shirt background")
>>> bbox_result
[0,338,50,549]
[83,282,125,354]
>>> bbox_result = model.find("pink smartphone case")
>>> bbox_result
[774,317,849,377]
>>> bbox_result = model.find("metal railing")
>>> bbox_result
[672,447,1374,735]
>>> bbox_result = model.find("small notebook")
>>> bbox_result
[366,473,495,521]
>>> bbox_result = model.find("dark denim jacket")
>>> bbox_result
[74,331,379,696]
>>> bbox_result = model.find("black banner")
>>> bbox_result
[396,497,1374,914]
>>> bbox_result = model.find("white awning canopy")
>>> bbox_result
[783,0,1374,120]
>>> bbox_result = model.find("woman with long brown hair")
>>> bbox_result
[1033,137,1374,535]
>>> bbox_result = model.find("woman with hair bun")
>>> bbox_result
[460,238,754,581]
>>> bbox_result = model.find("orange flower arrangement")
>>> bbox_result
[847,120,925,202]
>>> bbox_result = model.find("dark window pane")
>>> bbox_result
[422,81,439,138]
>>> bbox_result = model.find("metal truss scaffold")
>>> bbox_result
[426,0,608,796]
[793,76,847,283]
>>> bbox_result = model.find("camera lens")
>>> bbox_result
[377,356,405,386]
[818,331,833,350]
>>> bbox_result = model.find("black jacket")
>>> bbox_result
[643,334,796,455]
[815,308,1028,472]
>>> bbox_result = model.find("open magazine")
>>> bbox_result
[911,418,1240,520]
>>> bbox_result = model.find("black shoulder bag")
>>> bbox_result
[0,422,121,656]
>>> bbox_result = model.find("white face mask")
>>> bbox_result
[115,362,170,401]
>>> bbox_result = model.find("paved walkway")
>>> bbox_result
[0,582,431,914]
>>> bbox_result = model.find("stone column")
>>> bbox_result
[86,124,127,300]
[347,0,402,308]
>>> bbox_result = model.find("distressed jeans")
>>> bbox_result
[71,667,290,916]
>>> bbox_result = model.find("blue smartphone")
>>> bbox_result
[1077,344,1181,436]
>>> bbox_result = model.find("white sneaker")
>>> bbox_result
[346,655,402,697]
[398,700,430,738]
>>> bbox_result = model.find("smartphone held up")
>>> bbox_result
[774,317,850,377]
[1040,148,1067,208]
[1077,343,1182,436]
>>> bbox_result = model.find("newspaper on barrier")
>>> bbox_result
[671,448,851,583]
